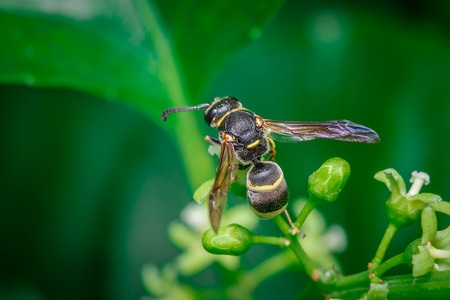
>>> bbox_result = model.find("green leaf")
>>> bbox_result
[0,0,286,188]
[0,2,163,115]
[0,0,211,188]
[229,167,249,199]
[193,178,214,204]
[155,0,285,99]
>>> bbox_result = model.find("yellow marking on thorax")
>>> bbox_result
[246,139,261,149]
[215,107,248,128]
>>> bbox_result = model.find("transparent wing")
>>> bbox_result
[263,119,380,143]
[209,141,237,233]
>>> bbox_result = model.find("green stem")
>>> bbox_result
[238,251,296,293]
[274,215,319,277]
[383,270,450,298]
[333,270,370,289]
[374,252,408,277]
[371,222,399,268]
[252,235,290,247]
[331,270,450,299]
[332,253,407,294]
[294,199,317,229]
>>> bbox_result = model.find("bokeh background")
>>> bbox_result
[1,0,450,299]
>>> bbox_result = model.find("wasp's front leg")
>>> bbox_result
[205,135,222,157]
[205,135,221,145]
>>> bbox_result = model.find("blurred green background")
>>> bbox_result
[1,0,450,299]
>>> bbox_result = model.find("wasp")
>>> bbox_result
[162,96,379,233]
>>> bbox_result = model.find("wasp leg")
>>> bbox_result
[284,210,306,237]
[205,136,222,158]
[267,136,277,161]
[205,135,221,145]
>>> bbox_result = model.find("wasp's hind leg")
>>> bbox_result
[284,210,305,237]
[266,137,277,161]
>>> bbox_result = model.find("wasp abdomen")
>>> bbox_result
[246,161,288,219]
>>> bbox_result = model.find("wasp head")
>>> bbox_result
[204,96,242,127]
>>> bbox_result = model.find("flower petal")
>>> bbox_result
[374,168,407,197]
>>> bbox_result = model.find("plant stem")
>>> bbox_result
[294,199,317,229]
[374,252,407,277]
[332,253,407,292]
[274,215,319,277]
[370,222,398,269]
[252,235,290,247]
[330,271,450,299]
[238,251,296,293]
[332,241,406,293]
[333,270,370,289]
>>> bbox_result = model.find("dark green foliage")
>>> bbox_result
[1,0,450,299]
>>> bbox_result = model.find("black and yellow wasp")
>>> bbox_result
[162,96,379,233]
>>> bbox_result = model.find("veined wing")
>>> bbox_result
[209,141,238,233]
[263,119,380,143]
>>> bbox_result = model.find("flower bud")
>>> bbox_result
[202,224,253,255]
[421,206,437,245]
[307,157,350,204]
[385,199,423,228]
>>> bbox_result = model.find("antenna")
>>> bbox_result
[161,103,210,121]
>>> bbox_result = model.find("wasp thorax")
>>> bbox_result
[204,96,242,127]
[246,161,288,219]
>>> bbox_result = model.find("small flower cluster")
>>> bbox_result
[374,168,450,278]
[406,202,450,277]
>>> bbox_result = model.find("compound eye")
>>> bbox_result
[204,97,242,127]
[204,107,218,126]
